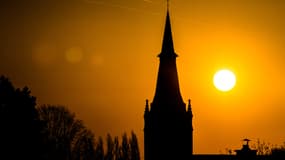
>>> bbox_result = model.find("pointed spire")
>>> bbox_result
[144,99,149,118]
[151,0,184,112]
[145,99,149,112]
[188,99,193,116]
[159,0,177,58]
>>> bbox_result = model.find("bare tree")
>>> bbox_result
[252,139,272,155]
[73,129,96,160]
[38,105,95,160]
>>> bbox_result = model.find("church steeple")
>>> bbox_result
[159,0,177,58]
[152,2,185,112]
[144,2,193,160]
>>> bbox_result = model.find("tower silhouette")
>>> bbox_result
[144,4,193,160]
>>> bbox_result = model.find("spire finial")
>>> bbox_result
[158,0,176,57]
[167,0,169,11]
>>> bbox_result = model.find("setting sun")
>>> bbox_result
[213,69,236,92]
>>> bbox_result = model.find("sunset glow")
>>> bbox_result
[1,0,285,156]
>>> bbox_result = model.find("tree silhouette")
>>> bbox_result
[94,136,104,160]
[120,133,131,160]
[270,143,285,159]
[105,133,115,160]
[0,76,141,160]
[96,133,140,160]
[271,147,285,159]
[114,136,120,160]
[73,129,96,160]
[249,139,285,159]
[252,139,272,155]
[37,105,95,160]
[129,131,140,160]
[0,75,44,160]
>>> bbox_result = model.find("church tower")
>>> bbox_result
[144,2,193,160]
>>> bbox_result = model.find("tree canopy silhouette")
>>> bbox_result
[38,105,95,160]
[0,75,141,160]
[0,75,44,160]
[99,132,140,160]
[38,105,142,160]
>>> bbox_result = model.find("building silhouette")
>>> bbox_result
[143,3,281,160]
[144,6,193,160]
[235,139,257,159]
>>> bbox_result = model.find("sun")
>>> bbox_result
[213,69,236,92]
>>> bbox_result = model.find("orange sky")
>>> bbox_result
[1,0,285,156]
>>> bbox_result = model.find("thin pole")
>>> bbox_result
[167,0,169,10]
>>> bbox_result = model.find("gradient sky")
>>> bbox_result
[1,0,285,156]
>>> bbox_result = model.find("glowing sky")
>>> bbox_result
[1,0,285,156]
